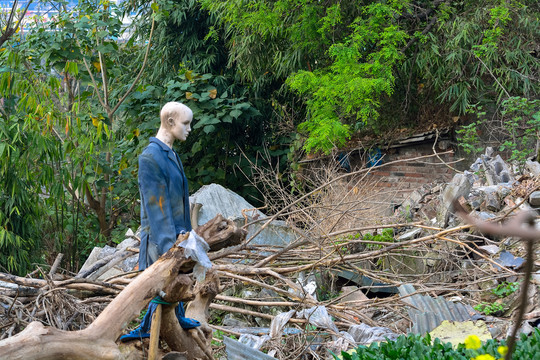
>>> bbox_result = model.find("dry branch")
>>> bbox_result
[0,216,245,360]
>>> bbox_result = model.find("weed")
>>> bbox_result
[474,302,506,315]
[492,281,519,298]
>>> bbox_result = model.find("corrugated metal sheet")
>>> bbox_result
[223,336,277,360]
[399,284,481,334]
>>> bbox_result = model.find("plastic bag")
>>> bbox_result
[297,306,339,334]
[269,310,296,338]
[348,323,398,345]
[178,231,212,282]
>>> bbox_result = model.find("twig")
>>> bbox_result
[49,253,64,277]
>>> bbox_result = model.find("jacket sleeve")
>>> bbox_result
[139,151,177,256]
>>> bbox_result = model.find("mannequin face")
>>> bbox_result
[169,109,192,142]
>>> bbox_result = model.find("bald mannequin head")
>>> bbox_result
[156,102,193,148]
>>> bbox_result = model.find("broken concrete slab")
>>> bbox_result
[341,286,374,318]
[525,160,540,177]
[77,229,139,280]
[440,172,475,226]
[190,183,296,248]
[529,191,540,207]
[190,183,266,225]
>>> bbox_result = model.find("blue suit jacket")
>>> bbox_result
[138,137,192,270]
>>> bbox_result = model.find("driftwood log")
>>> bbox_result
[0,215,246,360]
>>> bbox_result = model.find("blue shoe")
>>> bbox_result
[119,327,150,342]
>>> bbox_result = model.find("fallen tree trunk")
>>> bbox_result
[0,215,246,360]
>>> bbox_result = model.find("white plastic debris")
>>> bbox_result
[328,331,357,354]
[178,231,212,282]
[289,272,318,301]
[297,306,339,335]
[238,333,270,350]
[237,310,296,352]
[348,323,398,345]
[270,310,296,338]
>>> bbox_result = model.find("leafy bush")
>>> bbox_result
[335,330,540,360]
[474,302,506,316]
[363,228,394,250]
[492,282,519,298]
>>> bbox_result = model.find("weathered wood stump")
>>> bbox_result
[0,215,246,360]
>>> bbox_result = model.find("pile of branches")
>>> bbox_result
[1,152,539,360]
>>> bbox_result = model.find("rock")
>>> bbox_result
[467,192,483,210]
[478,245,500,255]
[529,191,540,207]
[485,192,501,212]
[223,314,250,328]
[470,157,483,172]
[257,288,281,301]
[484,155,514,185]
[515,197,536,212]
[240,289,257,299]
[190,183,265,225]
[525,160,540,177]
[190,183,296,248]
[472,211,497,221]
[397,228,422,241]
[532,271,540,284]
[439,172,475,225]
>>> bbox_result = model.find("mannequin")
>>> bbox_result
[138,101,193,270]
[121,102,200,341]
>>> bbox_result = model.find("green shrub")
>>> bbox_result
[474,302,506,316]
[334,329,540,360]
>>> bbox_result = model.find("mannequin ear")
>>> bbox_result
[167,117,175,127]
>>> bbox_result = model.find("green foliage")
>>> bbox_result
[0,0,145,271]
[492,281,519,298]
[363,228,394,250]
[335,329,540,360]
[498,97,540,168]
[124,69,268,200]
[458,97,540,165]
[411,1,539,116]
[288,2,409,153]
[0,113,48,274]
[474,302,506,315]
[205,0,539,155]
[456,119,484,155]
[122,0,229,83]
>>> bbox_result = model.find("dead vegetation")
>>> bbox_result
[1,150,540,359]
